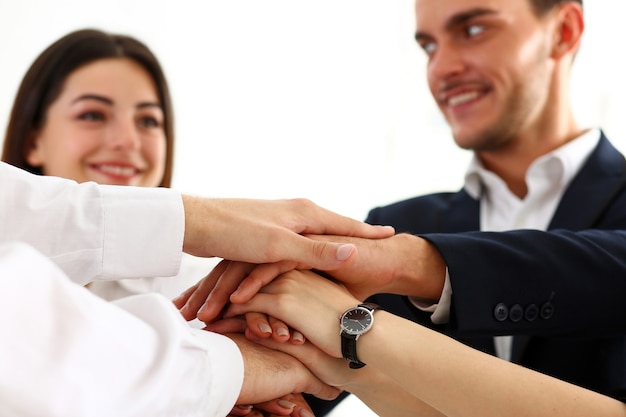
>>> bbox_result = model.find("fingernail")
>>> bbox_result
[299,409,315,417]
[231,287,242,298]
[292,331,304,343]
[259,322,272,334]
[277,399,296,410]
[235,404,253,411]
[336,244,355,261]
[276,327,289,337]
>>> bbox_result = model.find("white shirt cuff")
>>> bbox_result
[408,268,452,325]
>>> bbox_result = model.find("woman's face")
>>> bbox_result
[27,58,167,187]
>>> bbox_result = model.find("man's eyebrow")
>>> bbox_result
[415,8,497,42]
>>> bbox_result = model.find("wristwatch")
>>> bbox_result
[340,303,379,369]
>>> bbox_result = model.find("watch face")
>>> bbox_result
[340,306,374,335]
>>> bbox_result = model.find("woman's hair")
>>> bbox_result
[1,28,174,187]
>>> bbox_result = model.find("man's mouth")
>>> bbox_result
[447,90,481,107]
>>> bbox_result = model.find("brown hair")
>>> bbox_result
[529,0,582,15]
[1,28,175,187]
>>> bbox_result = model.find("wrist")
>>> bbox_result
[391,233,445,300]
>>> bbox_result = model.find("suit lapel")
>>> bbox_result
[549,132,626,230]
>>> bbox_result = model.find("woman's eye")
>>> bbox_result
[79,111,104,121]
[466,24,485,37]
[139,117,160,128]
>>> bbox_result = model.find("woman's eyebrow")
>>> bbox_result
[71,93,113,105]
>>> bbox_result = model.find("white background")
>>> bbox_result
[1,0,625,224]
[1,2,624,416]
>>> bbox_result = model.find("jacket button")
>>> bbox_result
[540,302,555,319]
[524,304,539,321]
[509,304,523,322]
[494,303,508,321]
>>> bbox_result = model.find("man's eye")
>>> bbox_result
[420,41,437,55]
[466,24,485,37]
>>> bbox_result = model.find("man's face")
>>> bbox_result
[414,0,556,151]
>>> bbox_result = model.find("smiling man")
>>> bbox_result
[303,0,626,415]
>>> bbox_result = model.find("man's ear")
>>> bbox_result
[551,2,584,60]
[25,131,44,167]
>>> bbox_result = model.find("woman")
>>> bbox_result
[218,268,626,417]
[1,28,314,417]
[1,28,210,301]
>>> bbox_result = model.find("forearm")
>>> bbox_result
[0,242,241,417]
[359,311,626,417]
[424,229,626,334]
[345,367,446,417]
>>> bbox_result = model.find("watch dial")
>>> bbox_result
[341,307,373,335]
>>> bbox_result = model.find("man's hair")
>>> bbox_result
[529,0,583,15]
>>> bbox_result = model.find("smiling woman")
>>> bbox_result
[0,29,211,302]
[24,58,167,187]
[2,29,174,188]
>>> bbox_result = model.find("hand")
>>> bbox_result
[229,393,315,417]
[180,233,445,324]
[247,334,358,390]
[221,233,445,303]
[181,197,394,267]
[246,334,447,417]
[226,270,359,358]
[229,333,341,405]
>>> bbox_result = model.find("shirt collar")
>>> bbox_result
[464,128,601,200]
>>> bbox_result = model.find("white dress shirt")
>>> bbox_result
[416,128,601,361]
[0,161,243,417]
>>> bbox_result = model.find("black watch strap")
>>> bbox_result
[341,333,366,369]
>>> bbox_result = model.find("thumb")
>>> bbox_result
[292,236,356,270]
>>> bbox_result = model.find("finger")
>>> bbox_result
[244,312,274,338]
[246,397,297,415]
[179,260,230,320]
[198,261,257,322]
[290,330,306,345]
[204,317,248,334]
[229,405,254,416]
[286,235,359,271]
[171,282,198,309]
[230,261,299,304]
[296,200,395,239]
[268,316,291,342]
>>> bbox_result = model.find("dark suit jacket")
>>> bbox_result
[364,132,626,402]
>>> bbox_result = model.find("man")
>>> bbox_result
[186,0,626,414]
[0,160,393,416]
[324,0,626,412]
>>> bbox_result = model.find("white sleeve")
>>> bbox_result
[0,161,183,284]
[0,242,243,417]
[408,268,452,325]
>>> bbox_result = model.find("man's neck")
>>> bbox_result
[477,119,584,199]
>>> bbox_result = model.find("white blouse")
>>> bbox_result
[0,161,242,417]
